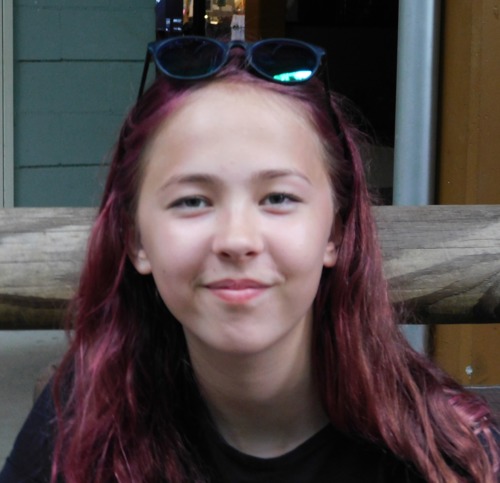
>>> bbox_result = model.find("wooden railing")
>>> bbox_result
[1,206,499,413]
[2,205,499,329]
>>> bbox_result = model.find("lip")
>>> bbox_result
[205,279,270,303]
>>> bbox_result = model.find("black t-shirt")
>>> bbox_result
[204,422,424,483]
[1,382,492,483]
[0,383,55,483]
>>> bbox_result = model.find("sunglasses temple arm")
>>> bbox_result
[137,50,153,101]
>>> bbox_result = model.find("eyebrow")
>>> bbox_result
[159,169,312,192]
[159,173,218,193]
[252,169,312,185]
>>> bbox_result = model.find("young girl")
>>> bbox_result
[1,36,498,483]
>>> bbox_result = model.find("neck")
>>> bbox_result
[187,330,328,458]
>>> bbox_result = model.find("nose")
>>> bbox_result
[212,207,264,261]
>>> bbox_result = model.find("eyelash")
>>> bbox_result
[168,192,301,210]
[262,192,301,205]
[169,196,210,209]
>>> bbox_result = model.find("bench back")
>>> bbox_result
[1,206,499,413]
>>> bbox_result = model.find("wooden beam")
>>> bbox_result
[0,208,95,328]
[376,205,500,324]
[1,205,500,329]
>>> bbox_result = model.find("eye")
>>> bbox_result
[262,192,301,206]
[169,196,210,209]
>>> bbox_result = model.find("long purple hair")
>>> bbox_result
[52,55,499,482]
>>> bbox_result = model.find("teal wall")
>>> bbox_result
[14,0,153,206]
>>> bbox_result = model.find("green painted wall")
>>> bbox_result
[14,0,153,206]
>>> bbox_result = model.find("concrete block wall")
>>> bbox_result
[14,0,153,206]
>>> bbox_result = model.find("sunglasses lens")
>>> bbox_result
[155,38,226,79]
[251,40,319,83]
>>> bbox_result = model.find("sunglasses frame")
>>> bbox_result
[136,35,346,158]
[138,36,329,96]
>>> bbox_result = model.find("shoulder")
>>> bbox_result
[293,425,425,482]
[478,422,500,459]
[488,423,500,470]
[493,423,500,445]
[205,423,423,483]
[0,382,56,483]
[329,429,425,483]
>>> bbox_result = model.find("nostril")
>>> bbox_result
[212,227,263,260]
[219,247,258,259]
[215,242,261,260]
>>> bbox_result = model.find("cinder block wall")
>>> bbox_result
[13,0,153,207]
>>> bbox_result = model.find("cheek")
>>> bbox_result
[154,243,200,281]
[150,251,197,318]
[272,226,331,278]
[141,225,204,283]
[280,210,333,260]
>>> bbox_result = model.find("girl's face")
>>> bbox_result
[131,83,339,359]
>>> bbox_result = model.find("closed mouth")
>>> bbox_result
[204,279,271,303]
[205,279,270,290]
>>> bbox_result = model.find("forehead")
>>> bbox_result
[134,81,336,212]
[145,81,327,164]
[181,82,309,124]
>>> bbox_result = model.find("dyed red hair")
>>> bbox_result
[52,54,499,482]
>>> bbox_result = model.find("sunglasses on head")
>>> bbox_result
[137,35,346,157]
[138,35,330,98]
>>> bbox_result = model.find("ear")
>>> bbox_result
[323,241,337,267]
[127,227,152,275]
[323,213,343,268]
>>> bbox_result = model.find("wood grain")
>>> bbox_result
[374,205,500,324]
[1,205,500,328]
[0,208,95,328]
